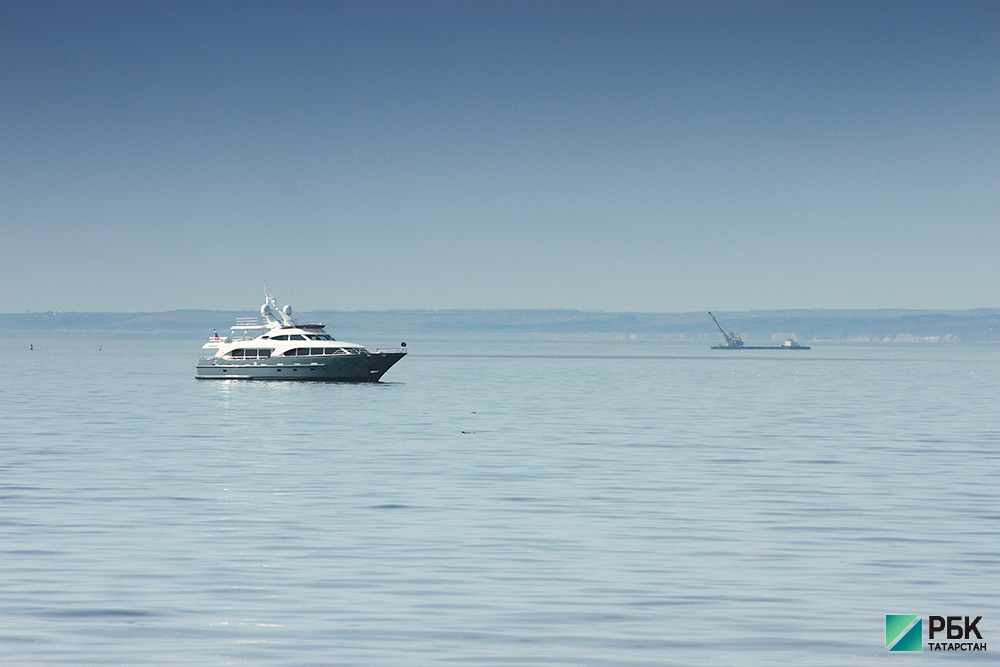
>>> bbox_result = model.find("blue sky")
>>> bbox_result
[2,1,998,313]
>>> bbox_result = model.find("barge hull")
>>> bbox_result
[711,345,810,350]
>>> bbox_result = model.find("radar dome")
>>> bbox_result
[283,305,292,316]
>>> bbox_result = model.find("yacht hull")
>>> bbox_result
[195,351,406,381]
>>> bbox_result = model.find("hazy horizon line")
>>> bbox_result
[5,305,1000,316]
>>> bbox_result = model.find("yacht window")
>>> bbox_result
[324,348,336,354]
[272,335,289,341]
[231,348,273,359]
[290,334,306,340]
[311,348,324,355]
[307,334,322,340]
[333,348,347,355]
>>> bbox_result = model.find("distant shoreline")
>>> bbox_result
[2,308,998,342]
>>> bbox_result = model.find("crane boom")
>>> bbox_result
[708,312,743,347]
[708,312,727,338]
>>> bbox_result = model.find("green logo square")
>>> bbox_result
[886,615,922,651]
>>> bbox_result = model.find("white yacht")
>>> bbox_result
[196,289,406,381]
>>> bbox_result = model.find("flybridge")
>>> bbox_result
[230,287,325,332]
[257,286,297,329]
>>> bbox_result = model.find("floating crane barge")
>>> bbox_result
[708,312,810,350]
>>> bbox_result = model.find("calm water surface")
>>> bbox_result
[1,334,998,665]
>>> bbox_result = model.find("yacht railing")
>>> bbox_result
[205,335,258,343]
[205,339,406,351]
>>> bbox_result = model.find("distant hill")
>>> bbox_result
[3,308,999,342]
